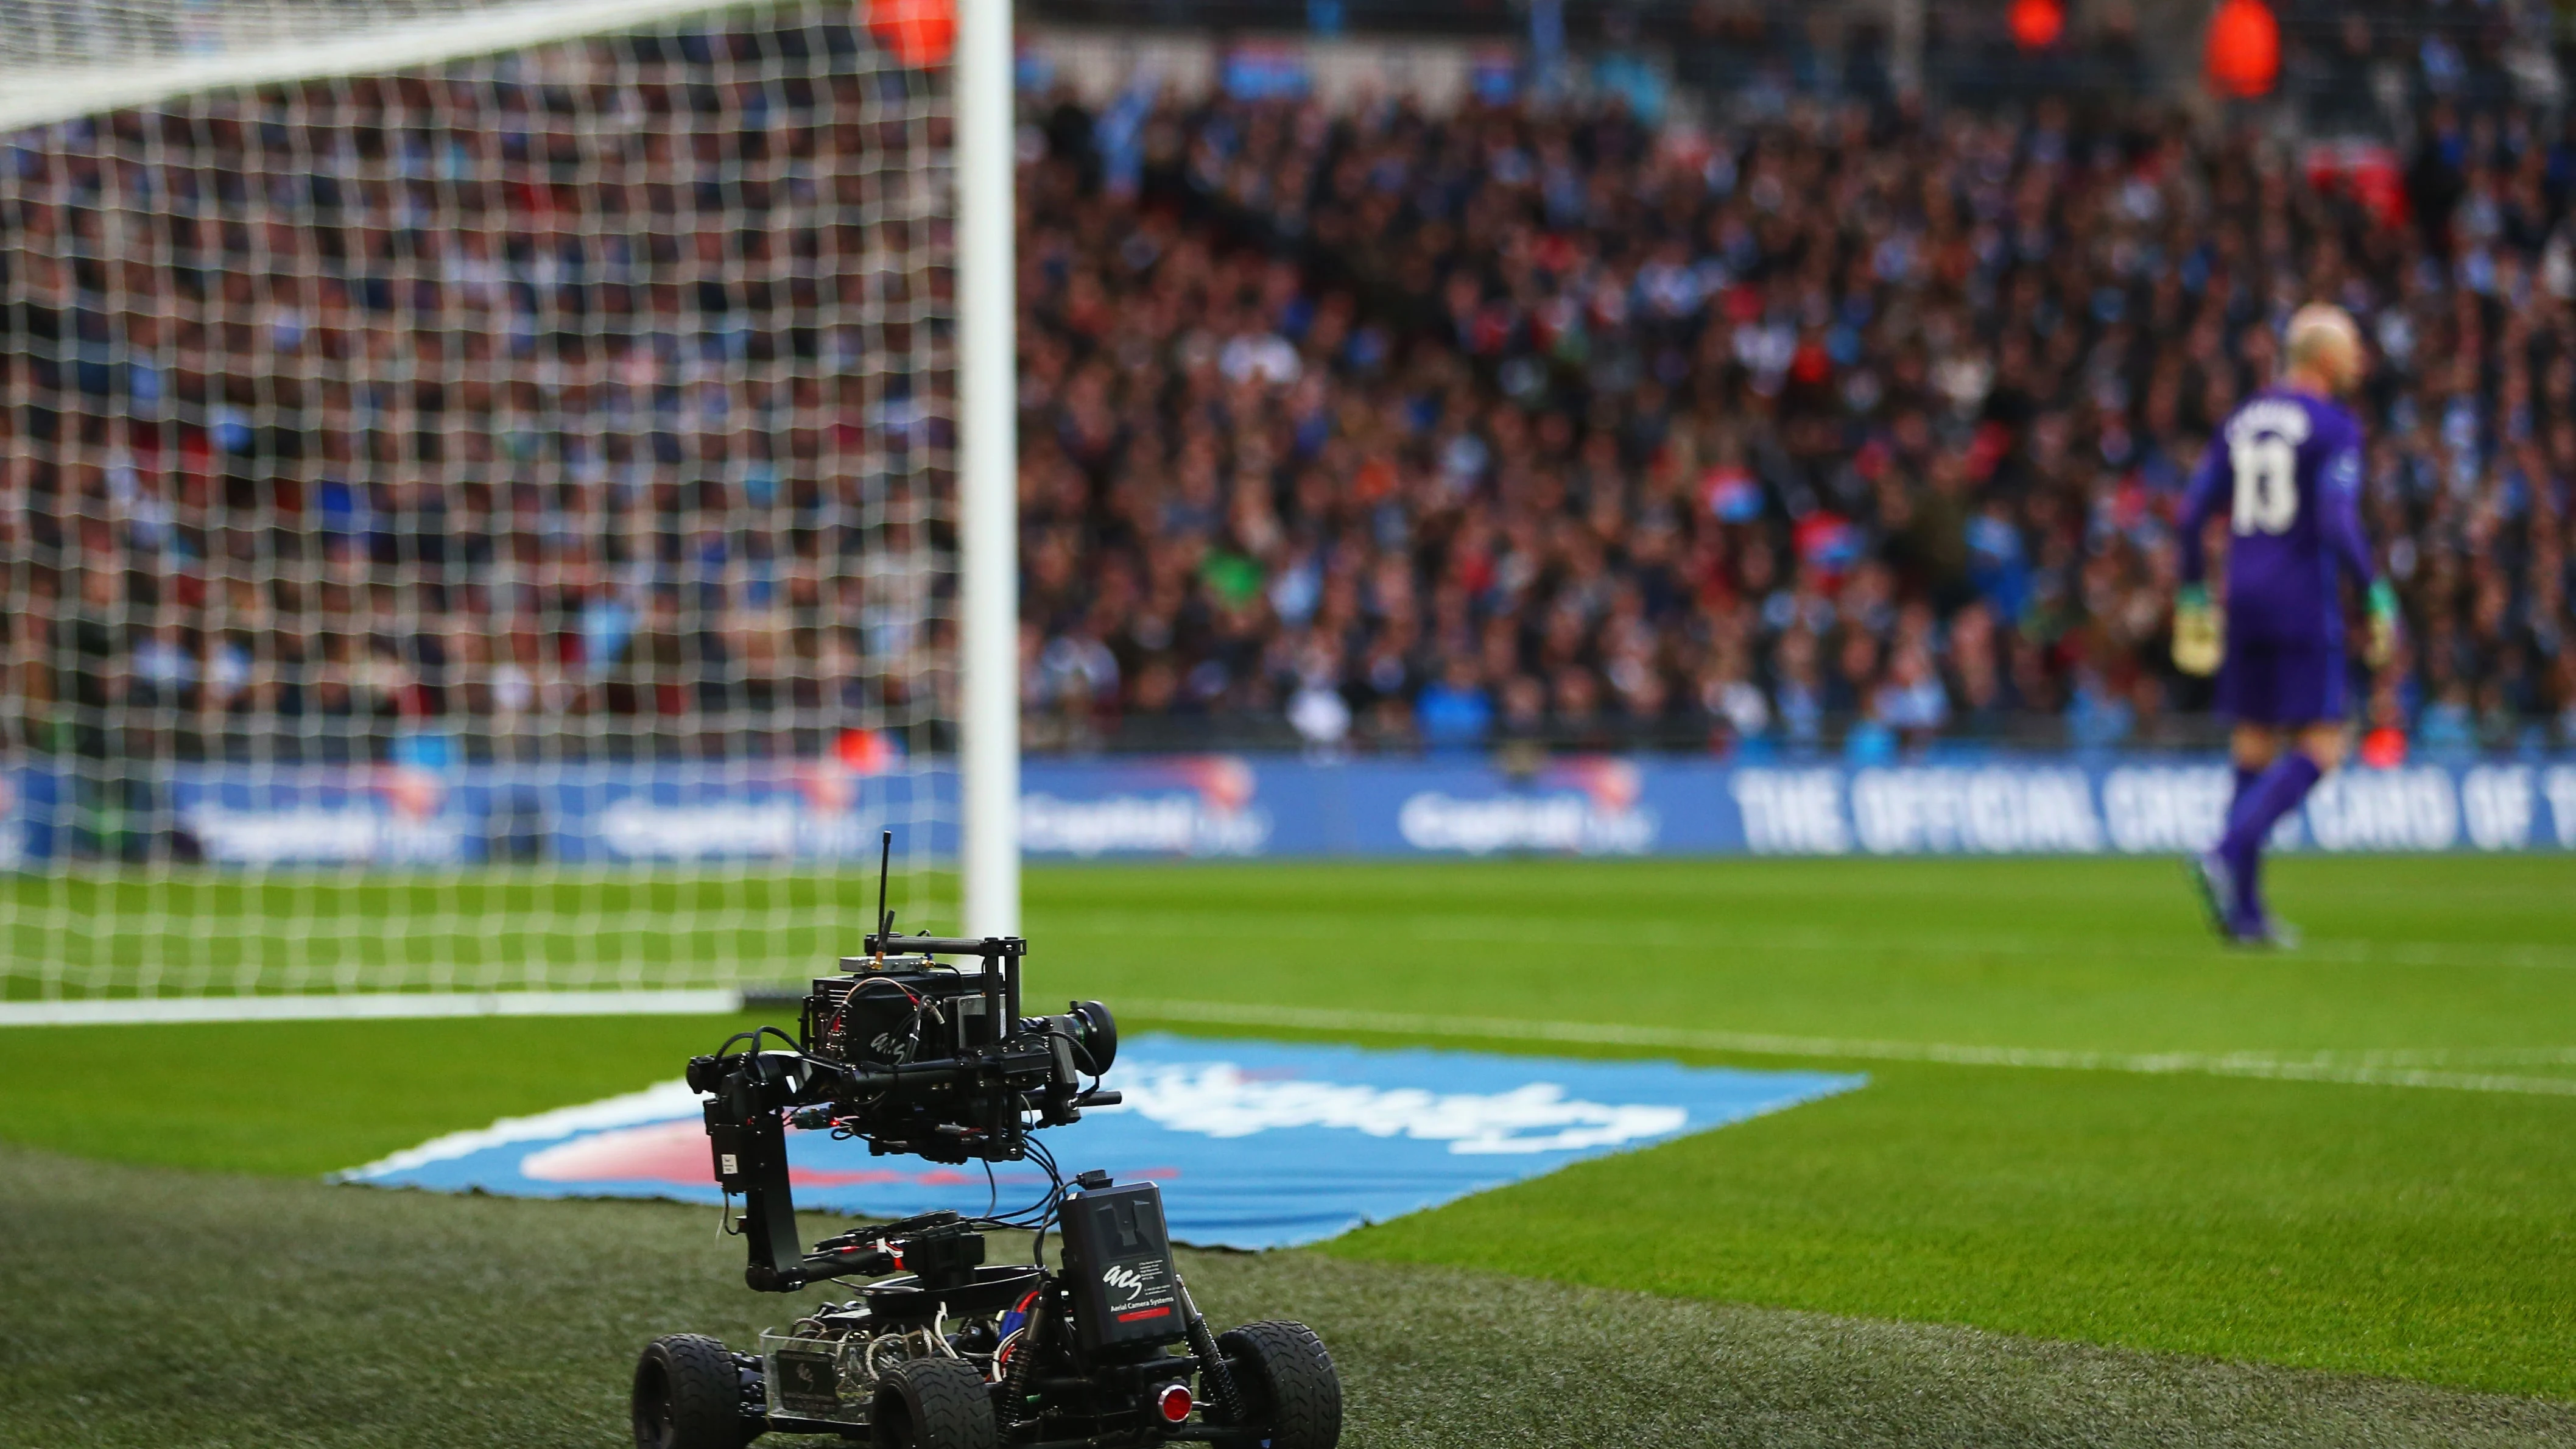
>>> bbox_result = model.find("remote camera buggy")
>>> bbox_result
[633,839,1342,1449]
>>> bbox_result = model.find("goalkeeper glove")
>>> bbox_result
[2365,579,2399,669]
[2172,583,2221,677]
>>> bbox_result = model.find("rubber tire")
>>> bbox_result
[1216,1320,1342,1449]
[634,1334,756,1449]
[870,1356,998,1449]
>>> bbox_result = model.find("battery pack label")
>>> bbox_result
[1098,1253,1177,1319]
[772,1350,840,1416]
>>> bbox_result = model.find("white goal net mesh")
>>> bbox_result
[1,0,963,1003]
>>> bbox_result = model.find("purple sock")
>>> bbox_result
[2218,755,2322,925]
[2225,764,2265,914]
[2226,765,2261,828]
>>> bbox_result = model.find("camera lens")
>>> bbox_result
[1066,1000,1117,1074]
[1030,1001,1116,1075]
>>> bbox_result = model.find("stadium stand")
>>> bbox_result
[7,7,2576,771]
[994,52,2576,758]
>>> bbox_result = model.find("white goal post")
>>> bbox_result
[955,0,1018,941]
[0,0,1019,1020]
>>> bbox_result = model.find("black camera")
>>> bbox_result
[795,941,1116,1158]
[685,931,1124,1290]
[635,836,1342,1449]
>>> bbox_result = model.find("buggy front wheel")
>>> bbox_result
[1215,1320,1342,1449]
[870,1356,998,1449]
[634,1334,759,1449]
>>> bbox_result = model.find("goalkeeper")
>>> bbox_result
[2170,304,2397,946]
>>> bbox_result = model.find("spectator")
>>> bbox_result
[1873,643,1951,750]
[1415,656,1495,753]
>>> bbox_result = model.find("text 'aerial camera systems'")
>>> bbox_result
[633,835,1342,1449]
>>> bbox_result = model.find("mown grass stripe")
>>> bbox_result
[1126,998,2576,1097]
[1044,906,2576,971]
[13,1143,2574,1448]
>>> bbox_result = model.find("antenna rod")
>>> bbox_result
[874,829,894,962]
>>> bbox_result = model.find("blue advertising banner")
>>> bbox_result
[531,764,960,864]
[0,767,41,869]
[4,763,959,868]
[167,766,488,866]
[1016,755,2576,858]
[6,755,2572,864]
[345,1033,1865,1249]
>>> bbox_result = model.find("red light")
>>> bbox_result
[863,0,955,68]
[2206,0,2281,98]
[1156,1384,1193,1423]
[2008,0,2063,50]
[2360,726,2407,770]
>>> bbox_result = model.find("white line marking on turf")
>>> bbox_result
[2328,1045,2576,1067]
[15,989,2574,1099]
[0,989,744,1027]
[1044,910,2576,971]
[1124,1001,2576,1099]
[336,1077,705,1181]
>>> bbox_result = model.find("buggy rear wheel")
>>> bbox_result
[1215,1320,1342,1449]
[870,1356,998,1449]
[634,1333,758,1449]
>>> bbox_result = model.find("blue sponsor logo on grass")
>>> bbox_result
[347,1035,1865,1250]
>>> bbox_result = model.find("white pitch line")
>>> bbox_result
[15,989,2576,1099]
[1124,999,2576,1099]
[0,989,744,1027]
[1043,909,2576,972]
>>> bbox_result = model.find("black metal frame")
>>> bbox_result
[663,887,1275,1447]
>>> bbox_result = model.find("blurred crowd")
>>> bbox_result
[1017,83,2576,756]
[6,10,2576,766]
[4,19,958,766]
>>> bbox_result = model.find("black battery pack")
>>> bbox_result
[808,973,951,1068]
[1057,1182,1185,1352]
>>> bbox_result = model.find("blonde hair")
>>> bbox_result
[2286,303,2361,372]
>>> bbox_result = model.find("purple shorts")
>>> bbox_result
[2217,635,2346,726]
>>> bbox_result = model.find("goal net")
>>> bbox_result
[1,0,968,1010]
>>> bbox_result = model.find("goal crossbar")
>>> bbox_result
[0,0,783,131]
[0,987,748,1026]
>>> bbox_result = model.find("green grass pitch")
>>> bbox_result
[4,853,2575,1444]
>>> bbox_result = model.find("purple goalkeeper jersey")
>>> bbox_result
[2177,387,2376,647]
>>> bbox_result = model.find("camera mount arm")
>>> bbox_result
[684,1044,1088,1292]
[691,1049,811,1291]
[684,929,1121,1293]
